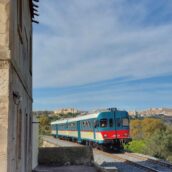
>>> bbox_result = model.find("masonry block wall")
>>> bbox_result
[0,0,33,172]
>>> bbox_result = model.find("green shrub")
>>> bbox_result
[124,140,146,154]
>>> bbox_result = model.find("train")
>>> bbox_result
[51,108,131,150]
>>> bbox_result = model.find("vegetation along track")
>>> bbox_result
[94,149,172,172]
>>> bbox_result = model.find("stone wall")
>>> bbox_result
[0,0,10,172]
[0,61,9,172]
[38,147,94,166]
[42,140,58,148]
[0,0,33,172]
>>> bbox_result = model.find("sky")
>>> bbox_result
[33,0,172,111]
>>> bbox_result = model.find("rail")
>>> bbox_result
[94,150,167,172]
[124,152,172,169]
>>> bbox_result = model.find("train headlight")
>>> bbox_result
[103,134,107,138]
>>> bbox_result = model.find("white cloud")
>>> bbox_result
[33,0,172,88]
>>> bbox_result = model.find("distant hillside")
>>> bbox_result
[33,111,54,116]
[140,108,172,116]
[128,108,172,124]
[129,108,172,117]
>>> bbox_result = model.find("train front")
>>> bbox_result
[97,110,131,149]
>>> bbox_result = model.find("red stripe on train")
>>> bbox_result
[101,130,130,139]
[55,129,130,139]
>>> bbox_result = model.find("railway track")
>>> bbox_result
[94,149,172,172]
[43,137,172,172]
[124,152,172,170]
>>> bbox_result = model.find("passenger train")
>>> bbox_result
[51,108,131,150]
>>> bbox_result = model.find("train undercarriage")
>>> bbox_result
[56,135,131,152]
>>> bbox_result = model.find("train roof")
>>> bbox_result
[51,112,101,125]
[68,113,99,122]
[50,109,128,125]
[51,119,68,125]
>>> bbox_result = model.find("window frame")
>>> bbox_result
[122,118,129,127]
[100,118,108,128]
[17,0,23,43]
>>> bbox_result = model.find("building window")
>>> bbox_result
[17,0,23,32]
[29,36,32,75]
[16,109,22,160]
[25,114,28,168]
[29,115,32,148]
[17,0,23,45]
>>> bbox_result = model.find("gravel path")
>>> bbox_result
[43,136,82,147]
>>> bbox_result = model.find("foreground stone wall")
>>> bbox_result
[0,61,9,172]
[0,0,33,172]
[38,147,94,166]
[7,66,33,172]
[0,0,10,171]
[42,140,57,148]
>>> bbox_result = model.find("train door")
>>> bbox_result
[93,119,98,140]
[77,121,81,143]
[113,111,118,139]
[56,125,58,138]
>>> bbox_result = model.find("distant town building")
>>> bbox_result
[140,108,172,116]
[0,1,38,172]
[128,108,172,117]
[54,108,79,114]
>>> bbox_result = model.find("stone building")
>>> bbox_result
[54,108,79,115]
[0,0,38,172]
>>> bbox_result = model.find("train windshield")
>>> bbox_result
[100,119,108,128]
[122,118,129,127]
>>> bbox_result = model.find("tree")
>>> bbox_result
[145,127,172,162]
[39,115,51,135]
[130,119,143,139]
[39,115,49,126]
[142,118,166,138]
[128,118,172,163]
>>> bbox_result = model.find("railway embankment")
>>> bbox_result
[39,136,172,172]
[33,136,113,172]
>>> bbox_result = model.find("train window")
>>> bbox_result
[84,121,86,127]
[72,123,76,128]
[123,118,129,126]
[100,119,107,128]
[89,121,92,128]
[116,118,121,127]
[87,121,89,127]
[94,120,99,128]
[109,118,113,127]
[88,121,91,128]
